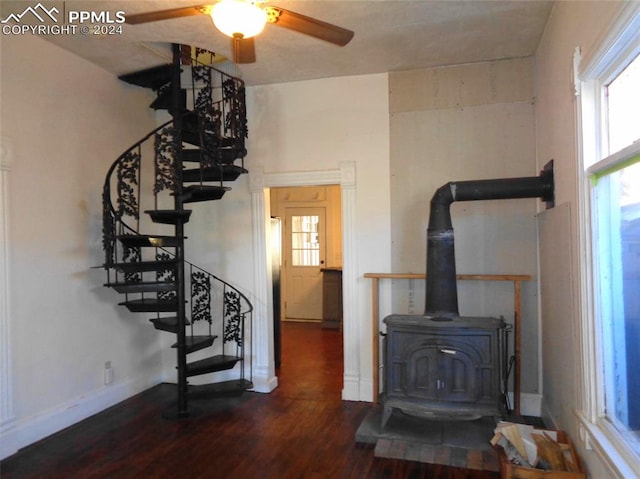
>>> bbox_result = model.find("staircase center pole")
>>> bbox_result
[171,43,189,417]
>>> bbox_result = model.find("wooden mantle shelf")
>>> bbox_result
[364,272,532,415]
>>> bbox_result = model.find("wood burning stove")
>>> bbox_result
[381,162,554,426]
[382,314,506,426]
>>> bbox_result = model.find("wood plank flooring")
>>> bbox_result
[1,322,500,479]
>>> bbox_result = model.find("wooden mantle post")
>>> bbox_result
[364,273,531,415]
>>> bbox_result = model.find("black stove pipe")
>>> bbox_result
[425,161,554,320]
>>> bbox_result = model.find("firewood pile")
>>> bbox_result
[491,422,585,478]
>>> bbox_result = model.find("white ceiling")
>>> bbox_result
[7,1,554,86]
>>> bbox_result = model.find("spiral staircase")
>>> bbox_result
[101,44,252,418]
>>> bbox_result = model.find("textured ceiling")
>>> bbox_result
[4,1,554,86]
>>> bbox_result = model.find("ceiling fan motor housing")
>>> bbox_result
[211,0,268,39]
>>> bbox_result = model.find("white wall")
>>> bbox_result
[243,74,391,400]
[389,59,542,399]
[533,2,629,477]
[0,34,164,459]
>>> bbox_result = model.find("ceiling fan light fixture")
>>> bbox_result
[211,0,267,39]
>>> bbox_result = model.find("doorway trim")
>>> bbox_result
[0,136,15,428]
[250,162,360,400]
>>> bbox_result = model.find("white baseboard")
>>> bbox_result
[358,377,374,403]
[507,392,543,417]
[342,373,361,401]
[251,369,278,393]
[0,375,161,461]
[520,393,542,416]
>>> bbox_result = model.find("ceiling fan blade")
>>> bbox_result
[267,6,354,46]
[125,5,211,25]
[232,37,256,64]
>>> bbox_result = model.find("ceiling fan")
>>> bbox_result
[125,0,355,64]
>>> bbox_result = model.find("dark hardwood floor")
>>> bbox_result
[1,322,500,479]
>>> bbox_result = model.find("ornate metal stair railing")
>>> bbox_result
[138,247,253,384]
[187,261,253,382]
[102,59,248,270]
[103,120,167,262]
[190,47,247,143]
[101,119,184,317]
[186,49,248,181]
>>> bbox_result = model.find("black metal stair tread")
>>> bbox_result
[113,259,177,273]
[185,354,240,377]
[182,149,246,167]
[219,137,243,148]
[182,165,248,183]
[181,149,203,163]
[145,210,192,225]
[180,185,230,203]
[106,281,176,294]
[149,316,190,333]
[150,88,186,111]
[181,130,244,152]
[179,115,246,157]
[117,235,184,247]
[218,146,248,161]
[181,130,204,147]
[171,335,217,354]
[119,298,178,313]
[183,110,199,122]
[118,64,173,90]
[181,147,246,163]
[180,121,200,147]
[181,111,201,133]
[186,379,253,399]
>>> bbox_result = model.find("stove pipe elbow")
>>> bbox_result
[424,161,554,320]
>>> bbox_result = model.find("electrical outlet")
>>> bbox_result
[104,361,114,385]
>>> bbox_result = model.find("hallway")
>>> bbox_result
[276,321,343,399]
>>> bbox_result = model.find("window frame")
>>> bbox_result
[576,4,640,478]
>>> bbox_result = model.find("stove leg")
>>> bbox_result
[381,405,393,429]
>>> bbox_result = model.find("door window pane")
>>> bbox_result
[291,215,319,266]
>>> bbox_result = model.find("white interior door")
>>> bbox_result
[283,207,326,320]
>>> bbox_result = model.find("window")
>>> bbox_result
[578,7,640,476]
[593,56,640,445]
[290,214,320,266]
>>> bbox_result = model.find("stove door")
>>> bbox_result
[405,344,478,403]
